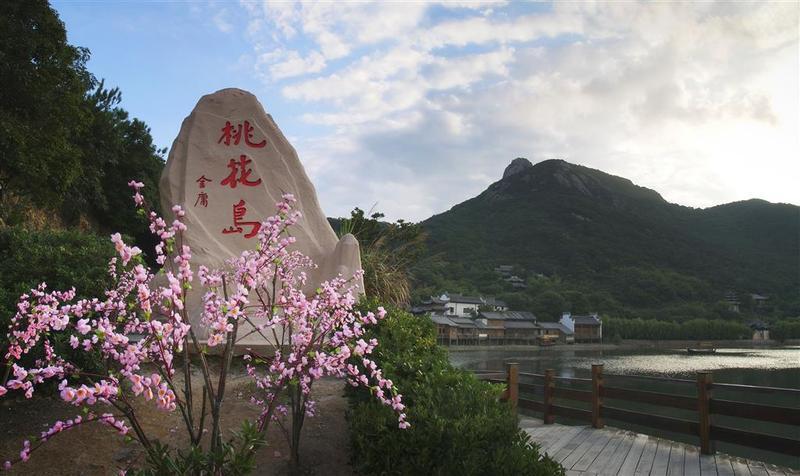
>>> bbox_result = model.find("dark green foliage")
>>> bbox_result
[132,421,265,476]
[77,83,165,257]
[0,1,165,345]
[603,317,751,340]
[771,320,800,342]
[0,0,94,207]
[347,301,564,475]
[0,0,164,239]
[416,159,799,320]
[0,226,112,321]
[0,227,113,370]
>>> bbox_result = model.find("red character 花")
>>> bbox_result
[217,121,266,148]
[222,199,261,239]
[220,155,262,188]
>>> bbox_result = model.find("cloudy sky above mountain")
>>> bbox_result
[54,1,798,221]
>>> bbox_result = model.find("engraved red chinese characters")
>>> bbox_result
[217,120,266,148]
[196,175,212,188]
[194,192,208,208]
[222,199,261,239]
[220,155,262,188]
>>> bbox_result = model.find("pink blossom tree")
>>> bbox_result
[0,181,407,473]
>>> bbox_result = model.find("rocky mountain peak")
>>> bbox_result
[502,157,534,179]
[486,158,667,207]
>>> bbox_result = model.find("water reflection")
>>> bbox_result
[450,346,800,388]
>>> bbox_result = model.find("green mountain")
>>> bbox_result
[414,158,799,320]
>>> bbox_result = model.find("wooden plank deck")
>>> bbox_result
[520,417,800,476]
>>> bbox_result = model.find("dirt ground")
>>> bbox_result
[0,365,355,475]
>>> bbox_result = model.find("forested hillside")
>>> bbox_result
[0,2,164,326]
[414,158,799,322]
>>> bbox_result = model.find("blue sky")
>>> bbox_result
[52,1,799,221]
[52,2,287,148]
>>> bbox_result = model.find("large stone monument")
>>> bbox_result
[159,88,363,346]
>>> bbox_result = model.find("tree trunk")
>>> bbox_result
[289,385,305,473]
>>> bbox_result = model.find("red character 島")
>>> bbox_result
[222,199,261,239]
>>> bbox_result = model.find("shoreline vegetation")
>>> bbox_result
[346,301,565,475]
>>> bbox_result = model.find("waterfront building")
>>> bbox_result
[412,293,508,317]
[560,312,602,343]
[538,322,575,343]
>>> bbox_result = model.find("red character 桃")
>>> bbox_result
[217,120,266,148]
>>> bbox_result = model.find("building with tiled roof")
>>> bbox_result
[560,312,602,343]
[413,292,509,318]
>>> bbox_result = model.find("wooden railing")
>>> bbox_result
[472,363,800,459]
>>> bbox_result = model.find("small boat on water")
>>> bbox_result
[687,348,717,355]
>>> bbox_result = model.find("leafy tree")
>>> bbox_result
[603,317,750,341]
[771,320,800,342]
[0,0,94,208]
[0,1,165,339]
[533,290,566,321]
[0,1,164,241]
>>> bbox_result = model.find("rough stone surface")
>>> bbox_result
[159,88,363,344]
[502,157,534,179]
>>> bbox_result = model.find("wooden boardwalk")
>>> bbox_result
[520,418,800,476]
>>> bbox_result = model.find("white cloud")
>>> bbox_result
[212,8,232,33]
[426,47,515,90]
[227,1,798,220]
[269,50,326,80]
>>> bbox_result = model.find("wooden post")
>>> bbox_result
[505,362,519,415]
[544,369,555,424]
[591,364,604,429]
[697,371,715,455]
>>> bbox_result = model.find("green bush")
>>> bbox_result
[347,301,564,475]
[132,421,265,476]
[0,227,113,353]
[603,317,751,341]
[771,320,800,342]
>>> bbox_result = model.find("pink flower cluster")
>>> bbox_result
[1,182,194,468]
[129,373,176,410]
[209,195,409,430]
[58,378,118,405]
[1,184,407,471]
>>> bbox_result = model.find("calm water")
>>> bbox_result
[449,345,800,388]
[449,345,800,468]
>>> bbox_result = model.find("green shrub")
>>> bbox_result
[132,421,265,476]
[603,316,750,340]
[0,227,113,355]
[347,301,564,475]
[771,320,800,342]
